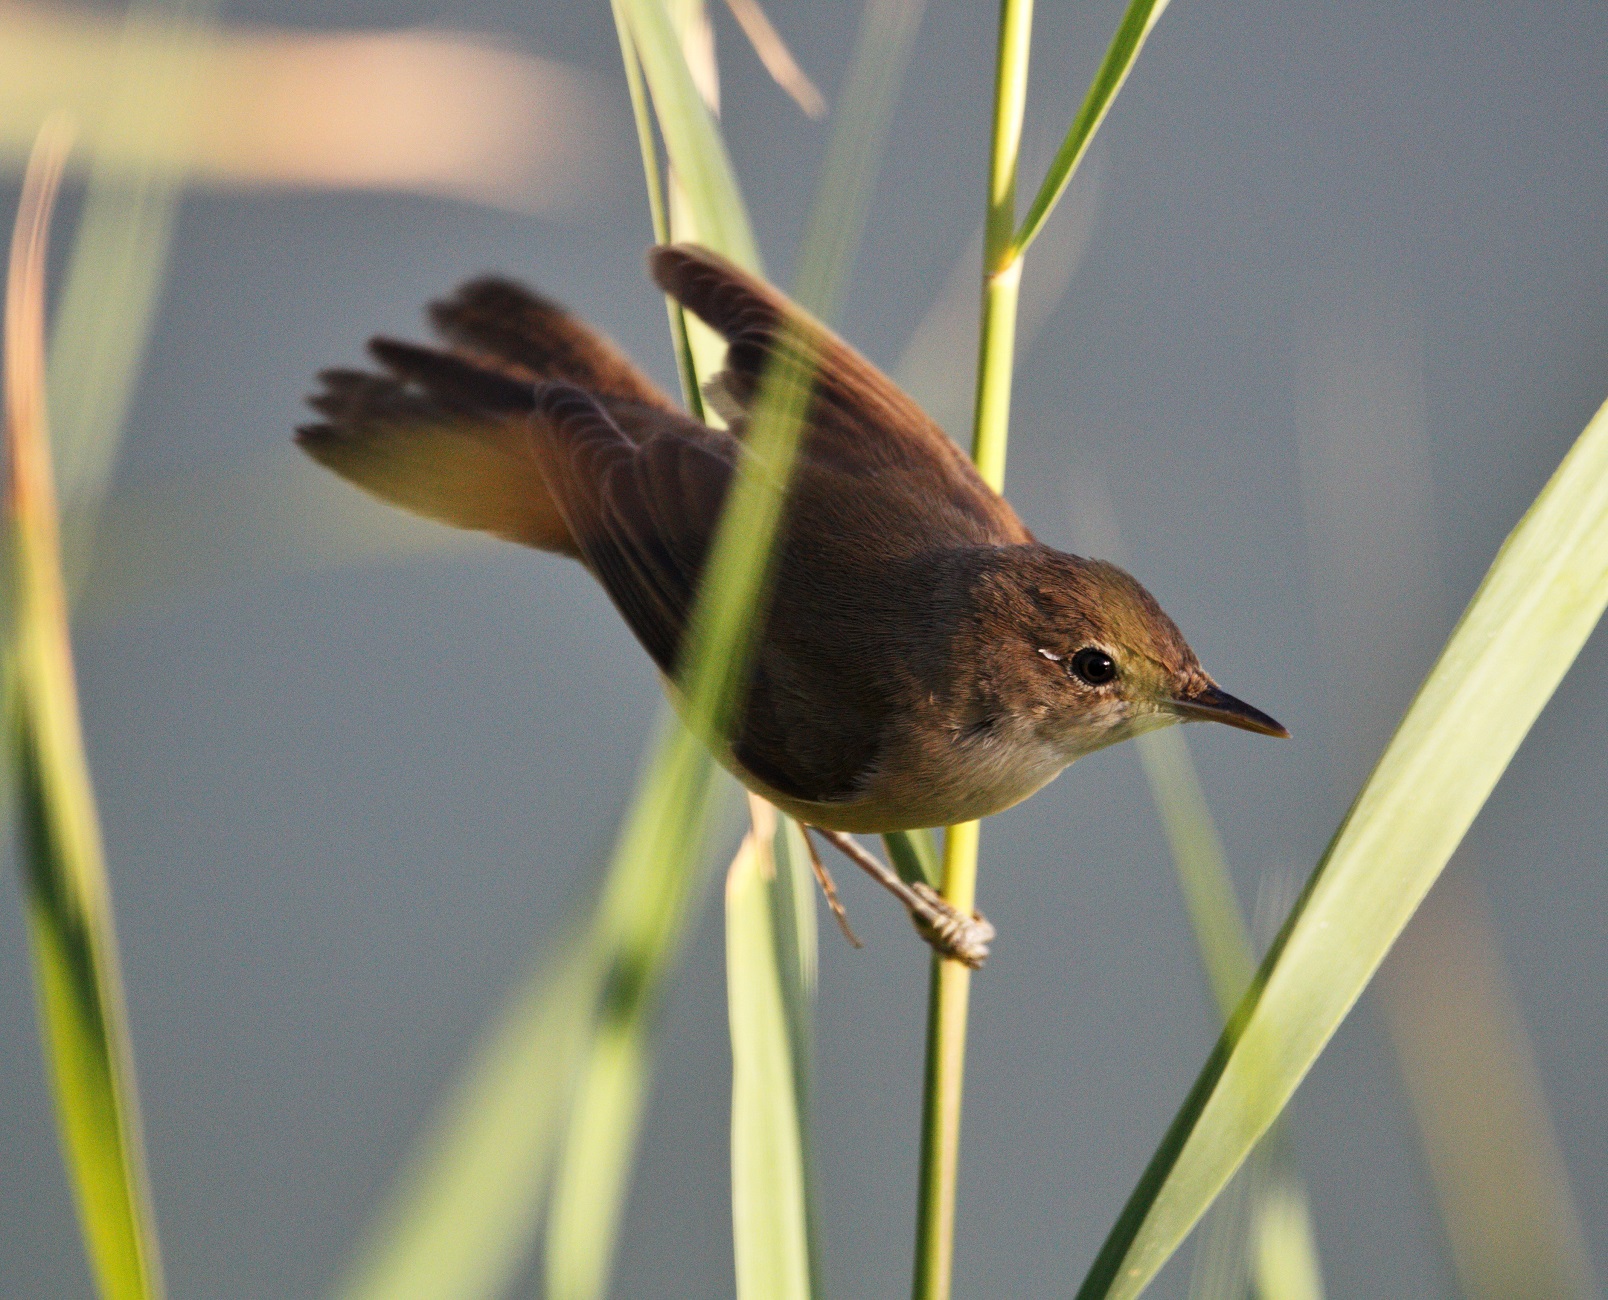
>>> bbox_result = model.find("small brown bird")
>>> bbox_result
[298,244,1286,964]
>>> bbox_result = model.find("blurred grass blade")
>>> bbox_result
[49,0,217,590]
[1134,729,1254,1015]
[1011,0,1167,263]
[1186,1160,1254,1300]
[332,935,594,1300]
[1253,1169,1326,1300]
[1294,303,1598,1300]
[1376,872,1602,1300]
[544,6,753,1293]
[546,4,922,1295]
[541,710,730,1300]
[1077,390,1608,1299]
[884,826,940,888]
[5,119,166,1300]
[1137,729,1324,1300]
[328,7,756,1290]
[727,801,815,1300]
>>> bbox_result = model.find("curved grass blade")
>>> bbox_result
[48,0,218,590]
[1010,0,1168,265]
[1077,391,1608,1299]
[722,0,827,119]
[6,118,166,1300]
[727,800,815,1300]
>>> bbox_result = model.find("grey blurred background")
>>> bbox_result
[3,0,1606,1295]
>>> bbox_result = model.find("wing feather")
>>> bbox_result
[649,243,1032,548]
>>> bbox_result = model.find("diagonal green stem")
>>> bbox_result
[611,0,704,420]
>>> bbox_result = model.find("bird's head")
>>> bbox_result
[982,547,1289,761]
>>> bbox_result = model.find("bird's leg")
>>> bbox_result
[801,829,863,949]
[806,828,995,970]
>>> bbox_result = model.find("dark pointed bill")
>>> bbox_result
[1172,684,1290,738]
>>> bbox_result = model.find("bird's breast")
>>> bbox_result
[754,713,1073,834]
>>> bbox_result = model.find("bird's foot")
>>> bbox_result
[907,882,995,970]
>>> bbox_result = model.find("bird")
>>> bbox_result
[298,244,1287,966]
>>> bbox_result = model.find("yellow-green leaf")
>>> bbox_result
[6,118,166,1300]
[1079,391,1608,1298]
[727,804,814,1300]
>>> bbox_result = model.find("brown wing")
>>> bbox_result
[526,382,735,675]
[649,243,1032,549]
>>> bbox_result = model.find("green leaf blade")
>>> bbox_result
[1080,392,1608,1299]
[726,816,814,1300]
[7,118,166,1300]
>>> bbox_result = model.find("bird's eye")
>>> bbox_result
[1070,647,1117,685]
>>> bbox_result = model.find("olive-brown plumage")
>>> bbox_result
[298,245,1286,838]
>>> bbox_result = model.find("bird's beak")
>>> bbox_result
[1171,684,1290,738]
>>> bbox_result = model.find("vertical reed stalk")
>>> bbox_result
[911,3,1032,1296]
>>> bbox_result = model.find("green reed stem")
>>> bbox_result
[911,3,1031,1297]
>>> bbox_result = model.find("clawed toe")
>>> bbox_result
[909,882,995,969]
[805,827,998,969]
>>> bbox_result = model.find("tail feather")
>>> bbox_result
[367,337,536,415]
[429,277,676,411]
[298,275,677,557]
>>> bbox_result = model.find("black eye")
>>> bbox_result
[1070,647,1117,685]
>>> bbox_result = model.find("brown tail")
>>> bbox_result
[296,278,677,557]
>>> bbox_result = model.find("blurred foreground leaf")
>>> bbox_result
[333,937,593,1300]
[1377,872,1602,1300]
[0,2,616,213]
[726,801,816,1300]
[48,0,217,590]
[5,120,165,1300]
[547,3,921,1295]
[1079,391,1608,1297]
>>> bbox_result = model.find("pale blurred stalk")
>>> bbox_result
[1376,871,1601,1300]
